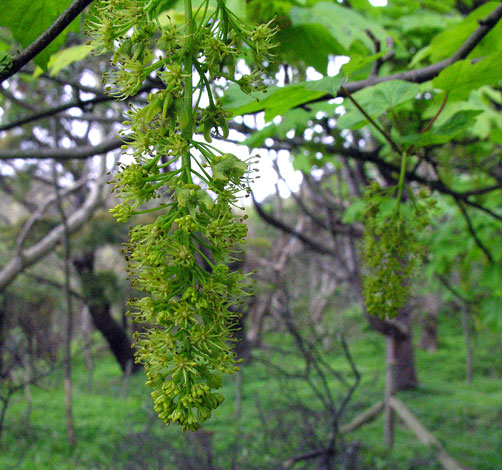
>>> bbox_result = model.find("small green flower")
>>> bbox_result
[104,60,145,99]
[175,185,214,211]
[109,202,135,222]
[211,154,248,186]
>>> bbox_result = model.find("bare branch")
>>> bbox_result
[454,198,494,263]
[0,160,106,291]
[23,272,84,301]
[253,135,502,220]
[0,94,111,133]
[16,175,89,252]
[0,86,38,111]
[0,135,126,160]
[251,192,337,256]
[0,84,152,133]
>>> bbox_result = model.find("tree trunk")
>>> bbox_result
[393,329,418,390]
[418,293,439,352]
[350,261,419,391]
[73,251,140,373]
[392,305,418,391]
[384,337,396,448]
[364,302,419,391]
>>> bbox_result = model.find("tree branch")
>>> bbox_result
[16,175,89,252]
[0,160,106,291]
[0,135,126,160]
[254,135,502,220]
[0,94,111,133]
[0,0,95,84]
[318,3,502,103]
[251,192,338,256]
[454,198,494,263]
[0,84,152,133]
[23,272,84,301]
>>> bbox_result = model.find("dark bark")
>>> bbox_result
[73,251,140,373]
[418,294,439,353]
[392,305,418,391]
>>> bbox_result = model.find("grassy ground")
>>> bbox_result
[1,312,501,469]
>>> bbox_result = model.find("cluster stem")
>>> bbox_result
[182,0,194,184]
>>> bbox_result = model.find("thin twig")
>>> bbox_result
[454,198,494,263]
[421,92,449,135]
[16,176,89,252]
[341,86,403,154]
[408,92,449,155]
[23,272,84,301]
[0,84,151,133]
[51,128,76,445]
[437,274,473,305]
[251,192,337,256]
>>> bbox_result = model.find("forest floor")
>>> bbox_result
[1,312,502,470]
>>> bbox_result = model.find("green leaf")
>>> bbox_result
[337,80,421,129]
[262,86,324,121]
[342,199,365,223]
[290,2,388,54]
[480,296,502,330]
[341,52,386,78]
[398,110,482,147]
[276,24,343,73]
[426,2,502,62]
[0,51,12,74]
[48,44,94,76]
[421,90,500,142]
[347,0,376,13]
[423,0,456,13]
[292,153,311,173]
[481,263,502,296]
[244,108,311,148]
[0,0,79,70]
[399,10,460,33]
[433,52,502,100]
[221,85,268,113]
[224,75,344,122]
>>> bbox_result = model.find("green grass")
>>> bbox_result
[1,314,502,469]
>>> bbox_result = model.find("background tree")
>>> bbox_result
[0,0,501,468]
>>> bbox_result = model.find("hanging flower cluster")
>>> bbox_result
[361,182,435,319]
[86,0,276,431]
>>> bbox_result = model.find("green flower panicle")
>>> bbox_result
[87,0,276,431]
[361,183,435,319]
